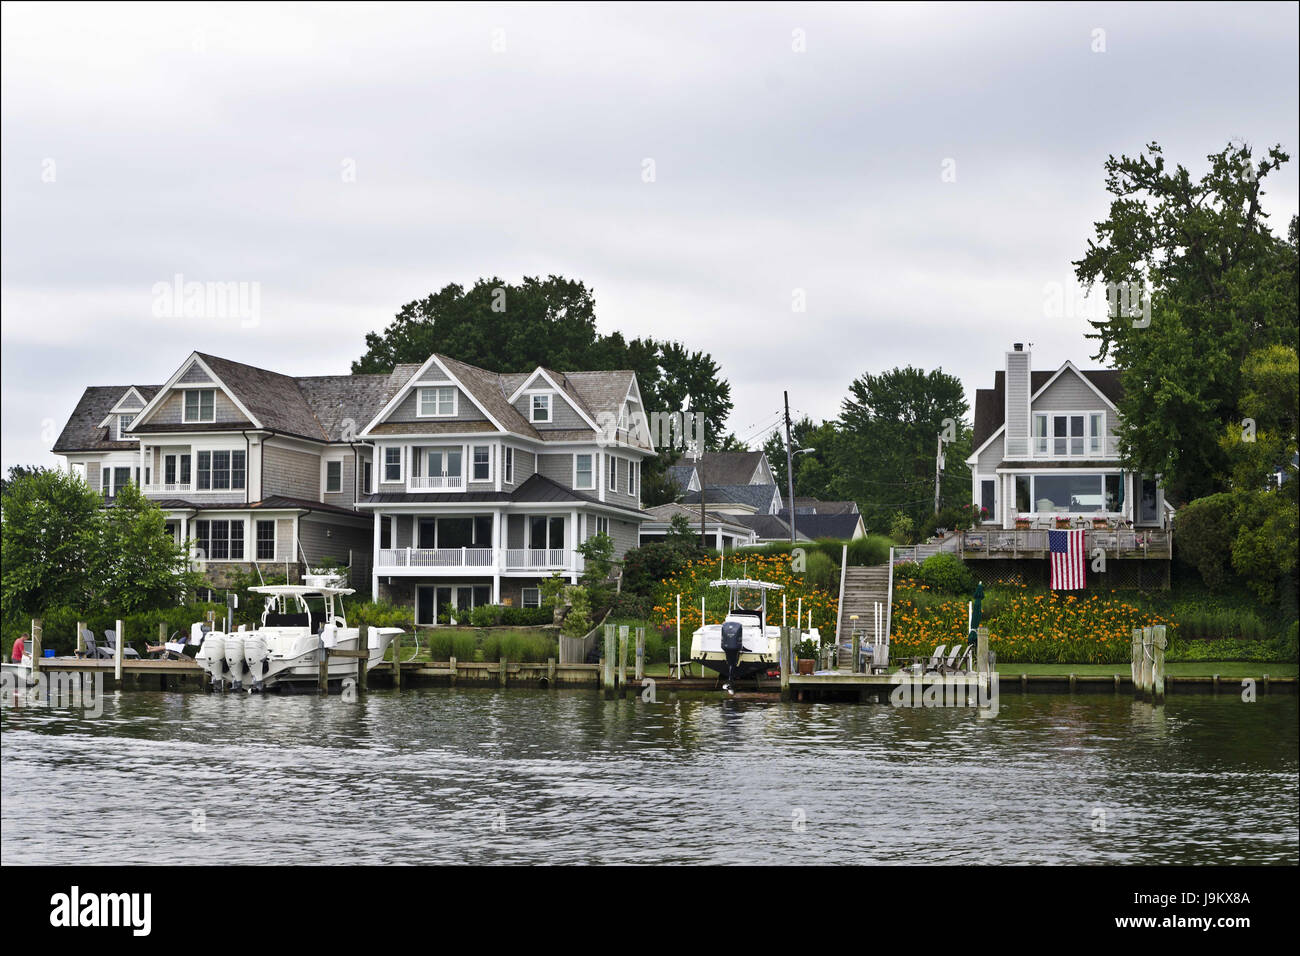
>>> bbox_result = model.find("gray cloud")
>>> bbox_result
[3,1,1297,467]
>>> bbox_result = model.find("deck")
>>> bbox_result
[955,527,1172,560]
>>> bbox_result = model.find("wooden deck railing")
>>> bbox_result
[958,527,1172,559]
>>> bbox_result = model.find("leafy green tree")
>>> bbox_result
[1,468,102,627]
[832,366,970,531]
[763,417,842,503]
[1073,141,1298,501]
[96,483,202,613]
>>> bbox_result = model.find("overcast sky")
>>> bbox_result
[3,1,1297,469]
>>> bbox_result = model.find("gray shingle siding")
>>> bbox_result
[512,392,589,430]
[263,444,320,500]
[1032,368,1117,436]
[537,453,575,487]
[299,517,370,566]
[1004,351,1031,452]
[321,454,355,508]
[150,389,250,427]
[178,362,214,384]
[387,386,487,424]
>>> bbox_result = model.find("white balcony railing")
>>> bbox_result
[1005,435,1120,460]
[409,475,464,490]
[143,482,193,495]
[378,547,494,568]
[505,548,569,570]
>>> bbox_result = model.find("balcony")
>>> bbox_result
[957,527,1171,560]
[410,475,463,491]
[143,482,193,495]
[376,547,576,574]
[1004,435,1121,460]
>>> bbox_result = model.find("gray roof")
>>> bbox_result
[781,512,864,539]
[196,352,328,439]
[731,513,808,542]
[784,498,859,515]
[641,501,753,533]
[53,385,161,453]
[359,474,647,518]
[296,365,419,441]
[681,483,781,514]
[689,451,767,486]
[973,367,1124,451]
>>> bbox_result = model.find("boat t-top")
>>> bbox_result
[689,578,821,681]
[194,584,403,692]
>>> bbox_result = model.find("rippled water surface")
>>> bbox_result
[3,687,1296,864]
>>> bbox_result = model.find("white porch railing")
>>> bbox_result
[505,548,570,570]
[143,482,193,495]
[378,547,494,568]
[409,475,464,490]
[1004,435,1121,460]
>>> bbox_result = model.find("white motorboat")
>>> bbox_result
[195,584,403,692]
[689,578,821,681]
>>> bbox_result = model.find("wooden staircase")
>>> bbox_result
[837,564,892,668]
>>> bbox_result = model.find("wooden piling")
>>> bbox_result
[617,625,629,692]
[158,621,167,648]
[779,626,792,702]
[976,626,989,675]
[31,619,42,679]
[602,624,615,699]
[318,647,328,693]
[546,657,556,685]
[499,656,507,688]
[76,620,86,658]
[851,628,861,674]
[448,655,457,687]
[634,627,645,681]
[1140,626,1154,697]
[115,618,124,682]
[1152,624,1167,700]
[391,631,401,689]
[1131,628,1142,696]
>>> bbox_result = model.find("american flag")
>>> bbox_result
[1049,529,1086,590]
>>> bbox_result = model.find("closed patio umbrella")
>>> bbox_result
[968,581,984,646]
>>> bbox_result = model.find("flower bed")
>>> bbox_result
[652,554,838,633]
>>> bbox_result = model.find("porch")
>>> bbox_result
[376,546,576,573]
[957,527,1172,560]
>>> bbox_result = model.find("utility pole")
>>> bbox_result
[934,433,945,516]
[784,391,798,546]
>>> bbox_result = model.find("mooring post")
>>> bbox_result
[318,645,328,693]
[76,620,86,658]
[976,625,989,676]
[31,618,43,679]
[617,625,629,692]
[357,643,367,695]
[1140,627,1154,698]
[779,626,792,702]
[158,621,167,649]
[1131,628,1142,696]
[391,631,401,689]
[114,618,124,682]
[449,655,457,687]
[634,627,645,682]
[1152,624,1167,701]
[851,628,860,675]
[499,656,507,689]
[602,624,615,699]
[547,657,556,686]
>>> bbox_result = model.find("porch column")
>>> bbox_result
[491,510,501,604]
[371,510,381,600]
[570,508,579,583]
[1002,474,1015,530]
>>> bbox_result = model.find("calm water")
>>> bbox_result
[2,687,1296,865]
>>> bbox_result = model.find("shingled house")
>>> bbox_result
[53,351,655,623]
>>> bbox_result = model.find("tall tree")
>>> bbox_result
[831,367,970,531]
[1073,141,1298,502]
[763,417,841,502]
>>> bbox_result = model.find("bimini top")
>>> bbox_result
[250,585,356,598]
[709,579,784,590]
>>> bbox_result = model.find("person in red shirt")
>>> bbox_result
[11,634,28,663]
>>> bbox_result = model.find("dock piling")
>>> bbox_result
[499,656,507,688]
[76,620,86,658]
[617,625,629,692]
[602,624,616,699]
[1152,625,1167,700]
[318,647,328,693]
[976,626,989,676]
[779,627,792,702]
[449,655,457,687]
[634,627,645,681]
[31,619,43,679]
[1131,628,1142,696]
[115,618,124,682]
[392,632,401,689]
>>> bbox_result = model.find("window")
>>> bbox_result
[379,516,392,550]
[607,454,618,492]
[503,447,514,483]
[1013,474,1126,514]
[472,446,490,481]
[1033,412,1103,457]
[183,389,216,423]
[980,479,995,519]
[256,520,276,560]
[574,453,594,489]
[195,450,246,490]
[116,413,135,440]
[325,460,342,493]
[629,460,638,497]
[362,461,372,495]
[530,393,552,423]
[101,466,132,497]
[418,386,457,417]
[424,448,461,477]
[521,587,541,609]
[384,447,402,482]
[195,520,243,561]
[593,516,610,537]
[529,515,565,550]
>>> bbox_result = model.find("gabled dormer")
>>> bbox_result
[98,386,151,442]
[129,353,260,433]
[507,368,600,432]
[360,353,504,437]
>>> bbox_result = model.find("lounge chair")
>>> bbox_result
[941,645,973,674]
[81,629,112,659]
[103,629,141,659]
[922,644,948,673]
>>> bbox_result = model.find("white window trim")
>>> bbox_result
[323,458,344,494]
[573,453,595,490]
[471,444,492,483]
[416,386,458,419]
[503,446,514,484]
[193,448,247,492]
[116,413,135,441]
[1031,409,1106,458]
[193,516,248,562]
[382,446,404,483]
[607,454,618,492]
[521,587,541,609]
[182,388,217,424]
[529,392,553,424]
[254,518,279,562]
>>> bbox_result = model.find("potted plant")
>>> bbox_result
[796,638,817,675]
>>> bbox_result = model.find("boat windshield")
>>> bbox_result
[732,587,765,612]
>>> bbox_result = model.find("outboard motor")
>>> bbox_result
[224,633,247,691]
[244,633,269,691]
[200,632,226,691]
[720,620,744,694]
